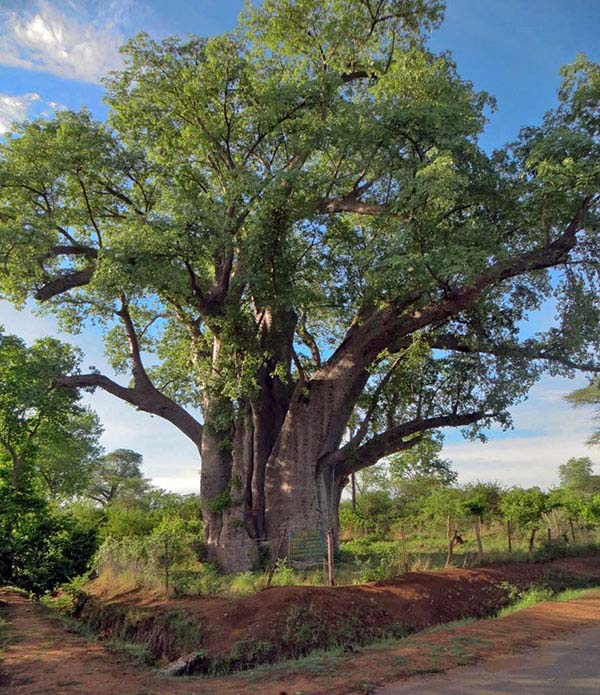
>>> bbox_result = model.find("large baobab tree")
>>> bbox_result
[1,1,599,570]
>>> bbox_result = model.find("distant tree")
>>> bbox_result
[387,433,457,520]
[388,433,457,485]
[86,448,150,505]
[558,456,600,498]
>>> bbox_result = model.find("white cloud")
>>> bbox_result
[0,92,40,133]
[0,1,128,83]
[443,378,597,489]
[445,433,594,489]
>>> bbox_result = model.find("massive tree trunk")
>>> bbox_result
[263,354,368,556]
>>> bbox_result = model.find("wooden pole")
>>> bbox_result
[400,525,409,573]
[547,527,552,543]
[326,530,335,586]
[351,473,357,511]
[445,529,457,567]
[507,519,512,555]
[474,517,484,562]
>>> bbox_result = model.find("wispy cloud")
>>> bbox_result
[0,1,132,83]
[0,92,40,133]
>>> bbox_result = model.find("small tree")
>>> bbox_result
[461,482,501,561]
[0,329,101,490]
[86,449,150,506]
[500,487,547,556]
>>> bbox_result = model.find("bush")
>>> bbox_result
[93,515,207,594]
[3,499,99,595]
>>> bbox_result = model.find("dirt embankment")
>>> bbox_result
[70,556,600,675]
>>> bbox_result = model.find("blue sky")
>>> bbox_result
[0,0,598,491]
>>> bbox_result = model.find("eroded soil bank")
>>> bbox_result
[4,561,600,694]
[68,556,600,675]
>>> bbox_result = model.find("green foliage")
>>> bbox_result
[205,490,232,514]
[566,380,600,446]
[499,487,547,529]
[0,486,99,595]
[0,328,102,495]
[102,505,161,539]
[94,514,206,594]
[461,482,501,520]
[340,492,399,536]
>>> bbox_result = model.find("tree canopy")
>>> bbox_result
[0,328,102,493]
[86,448,151,505]
[1,1,599,570]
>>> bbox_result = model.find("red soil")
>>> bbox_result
[83,555,600,661]
[3,557,600,694]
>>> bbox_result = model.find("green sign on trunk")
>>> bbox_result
[288,529,325,563]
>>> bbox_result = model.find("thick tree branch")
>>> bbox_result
[45,245,98,259]
[331,410,487,477]
[326,197,593,373]
[431,334,600,373]
[298,311,322,368]
[318,180,385,215]
[35,267,95,301]
[116,297,155,391]
[348,353,404,450]
[55,372,203,446]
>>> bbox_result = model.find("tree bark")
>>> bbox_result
[446,528,458,567]
[528,527,537,557]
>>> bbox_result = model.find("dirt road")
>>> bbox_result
[378,623,600,694]
[3,586,600,694]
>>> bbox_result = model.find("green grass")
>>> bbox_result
[106,638,155,666]
[496,584,600,618]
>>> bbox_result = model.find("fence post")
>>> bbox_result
[400,525,409,573]
[326,530,335,586]
[474,516,484,562]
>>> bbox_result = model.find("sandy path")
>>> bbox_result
[0,589,167,695]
